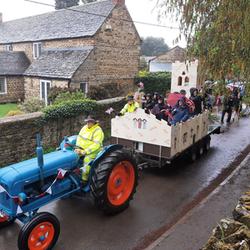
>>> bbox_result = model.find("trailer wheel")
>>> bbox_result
[198,142,204,156]
[204,136,211,152]
[0,216,15,229]
[90,149,138,215]
[189,146,197,162]
[18,212,60,250]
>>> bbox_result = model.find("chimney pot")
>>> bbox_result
[112,0,125,6]
[0,13,2,24]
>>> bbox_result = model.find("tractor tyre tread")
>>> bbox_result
[90,149,138,215]
[18,212,60,250]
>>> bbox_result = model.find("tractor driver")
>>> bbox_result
[75,115,104,184]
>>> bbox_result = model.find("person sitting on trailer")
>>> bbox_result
[143,93,154,114]
[151,95,169,121]
[75,115,104,184]
[171,97,190,125]
[118,95,139,116]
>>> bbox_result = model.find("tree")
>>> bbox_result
[157,1,250,81]
[141,37,169,56]
[55,0,79,9]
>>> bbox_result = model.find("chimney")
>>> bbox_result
[0,13,2,24]
[112,0,125,6]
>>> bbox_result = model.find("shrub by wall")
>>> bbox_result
[135,71,171,95]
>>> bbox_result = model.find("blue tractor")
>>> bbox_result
[0,135,138,250]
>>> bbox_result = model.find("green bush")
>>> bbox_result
[88,83,124,100]
[54,91,86,105]
[42,99,97,121]
[18,98,45,113]
[48,86,82,103]
[135,71,171,95]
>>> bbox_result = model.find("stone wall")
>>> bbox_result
[0,38,95,63]
[94,5,140,94]
[202,191,250,249]
[0,76,25,103]
[0,97,125,167]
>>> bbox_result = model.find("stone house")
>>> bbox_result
[149,46,186,73]
[0,0,140,104]
[0,51,30,103]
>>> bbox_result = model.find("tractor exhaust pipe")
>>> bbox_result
[36,134,45,188]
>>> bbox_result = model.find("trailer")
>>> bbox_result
[111,108,220,167]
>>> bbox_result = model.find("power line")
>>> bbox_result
[23,0,179,30]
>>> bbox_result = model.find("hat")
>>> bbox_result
[84,115,97,123]
[180,89,186,95]
[127,95,134,101]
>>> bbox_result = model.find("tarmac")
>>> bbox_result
[146,153,250,250]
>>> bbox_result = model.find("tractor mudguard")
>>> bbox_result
[90,144,124,169]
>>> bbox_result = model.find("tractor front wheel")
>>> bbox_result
[90,149,138,215]
[18,212,60,250]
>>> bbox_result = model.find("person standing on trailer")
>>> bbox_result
[190,88,203,115]
[119,95,139,116]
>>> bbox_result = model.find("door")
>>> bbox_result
[40,80,51,105]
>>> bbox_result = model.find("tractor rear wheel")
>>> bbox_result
[90,149,138,215]
[18,212,60,250]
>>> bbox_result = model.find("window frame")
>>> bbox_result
[33,42,42,59]
[40,80,51,105]
[4,44,13,51]
[0,77,7,94]
[80,82,89,96]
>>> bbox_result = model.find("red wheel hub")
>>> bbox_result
[107,161,135,206]
[28,222,55,250]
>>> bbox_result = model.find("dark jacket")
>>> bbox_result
[190,88,202,115]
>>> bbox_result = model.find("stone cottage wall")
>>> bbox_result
[24,77,69,100]
[94,5,141,94]
[0,97,125,167]
[0,76,25,103]
[0,37,95,63]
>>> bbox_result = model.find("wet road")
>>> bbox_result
[0,118,250,250]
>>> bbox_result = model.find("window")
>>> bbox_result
[0,78,7,94]
[4,44,13,51]
[33,42,42,59]
[178,76,182,86]
[80,82,88,96]
[40,80,51,105]
[185,76,190,83]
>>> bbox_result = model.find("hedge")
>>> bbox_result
[42,99,97,121]
[135,71,171,95]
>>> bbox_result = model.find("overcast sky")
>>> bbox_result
[0,0,186,47]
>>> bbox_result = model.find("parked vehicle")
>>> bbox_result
[0,135,138,250]
[111,108,220,167]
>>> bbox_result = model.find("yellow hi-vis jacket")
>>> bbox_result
[120,101,139,115]
[76,123,104,156]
